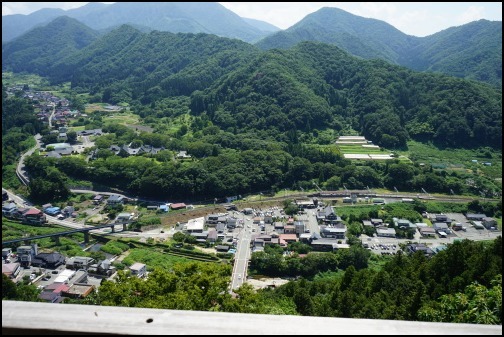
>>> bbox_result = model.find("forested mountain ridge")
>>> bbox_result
[256,7,416,64]
[2,24,502,150]
[2,2,273,44]
[50,25,260,103]
[404,20,502,86]
[191,42,502,149]
[2,16,99,76]
[256,8,502,87]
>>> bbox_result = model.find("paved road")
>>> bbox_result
[16,134,42,185]
[230,212,253,291]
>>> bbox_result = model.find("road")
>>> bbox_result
[16,134,42,185]
[230,212,253,291]
[297,209,320,236]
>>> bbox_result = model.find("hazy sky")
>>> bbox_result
[2,2,502,37]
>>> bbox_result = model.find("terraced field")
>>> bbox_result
[336,136,410,162]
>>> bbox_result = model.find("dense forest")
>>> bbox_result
[3,24,501,150]
[4,237,492,324]
[256,8,502,87]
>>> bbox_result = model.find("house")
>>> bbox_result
[371,219,383,227]
[362,220,373,227]
[482,217,497,229]
[116,213,133,224]
[284,225,296,234]
[159,204,169,212]
[207,230,218,243]
[44,207,61,216]
[17,245,38,267]
[66,257,95,270]
[107,195,125,206]
[93,195,104,204]
[279,234,298,244]
[31,252,66,269]
[2,248,12,259]
[317,206,342,223]
[433,222,450,235]
[216,223,226,234]
[206,214,225,225]
[273,222,285,234]
[215,245,230,252]
[63,206,75,217]
[22,208,46,225]
[129,263,147,278]
[242,208,253,215]
[57,132,67,142]
[176,151,192,159]
[2,202,18,217]
[190,232,209,243]
[320,225,346,239]
[310,238,339,251]
[226,217,237,229]
[184,217,204,233]
[2,263,21,279]
[432,214,451,224]
[395,219,413,229]
[299,233,312,243]
[376,228,396,238]
[294,221,305,234]
[171,203,186,210]
[466,213,487,221]
[62,284,95,299]
[407,243,435,257]
[263,212,273,224]
[296,199,316,209]
[419,227,437,237]
[45,143,73,155]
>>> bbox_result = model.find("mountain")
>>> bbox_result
[2,2,271,43]
[2,23,501,149]
[256,7,502,86]
[242,18,281,34]
[191,42,502,149]
[405,20,502,87]
[2,16,99,76]
[50,25,259,100]
[256,7,418,63]
[2,8,66,42]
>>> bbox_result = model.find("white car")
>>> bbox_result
[238,274,242,279]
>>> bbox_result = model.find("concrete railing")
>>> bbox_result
[2,301,501,335]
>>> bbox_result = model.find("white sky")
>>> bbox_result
[2,2,502,37]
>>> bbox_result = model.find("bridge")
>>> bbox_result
[2,223,127,246]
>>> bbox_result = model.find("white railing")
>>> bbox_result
[2,301,501,335]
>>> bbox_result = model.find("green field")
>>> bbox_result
[122,248,192,270]
[337,142,410,163]
[399,141,502,179]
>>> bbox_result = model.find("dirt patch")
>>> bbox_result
[160,206,227,226]
[246,277,290,290]
[126,124,154,133]
[194,246,216,255]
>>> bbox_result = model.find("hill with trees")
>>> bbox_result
[256,8,502,87]
[1,16,99,76]
[79,237,501,324]
[3,24,501,150]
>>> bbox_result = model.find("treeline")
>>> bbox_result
[24,145,501,201]
[250,244,370,278]
[73,237,502,324]
[259,238,502,322]
[2,86,45,189]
